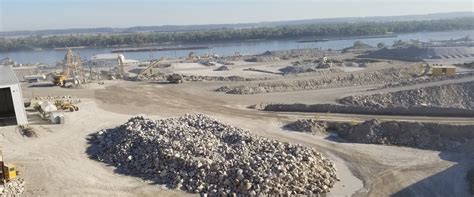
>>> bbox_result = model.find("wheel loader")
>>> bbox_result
[54,100,79,112]
[0,149,18,184]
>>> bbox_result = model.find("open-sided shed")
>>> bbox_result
[0,66,28,126]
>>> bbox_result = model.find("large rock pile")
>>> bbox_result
[89,114,338,196]
[0,179,25,197]
[217,67,415,94]
[338,81,474,110]
[285,119,474,151]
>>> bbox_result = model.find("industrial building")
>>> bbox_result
[0,66,28,126]
[89,53,139,68]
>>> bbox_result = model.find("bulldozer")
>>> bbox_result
[54,100,79,112]
[0,149,18,184]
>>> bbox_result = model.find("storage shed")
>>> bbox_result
[0,66,28,126]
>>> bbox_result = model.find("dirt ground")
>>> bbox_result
[1,57,474,196]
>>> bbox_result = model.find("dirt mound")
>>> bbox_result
[338,81,474,110]
[89,114,338,196]
[217,67,416,94]
[285,119,474,151]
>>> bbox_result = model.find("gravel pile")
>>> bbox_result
[279,66,343,75]
[361,46,474,61]
[0,179,25,197]
[285,119,474,151]
[245,56,280,62]
[339,81,474,110]
[217,67,415,94]
[182,75,267,82]
[468,168,474,195]
[89,114,338,196]
[214,66,230,71]
[284,119,328,134]
[374,73,474,90]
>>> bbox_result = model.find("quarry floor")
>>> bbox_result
[1,58,474,197]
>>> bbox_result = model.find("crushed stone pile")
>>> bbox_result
[214,65,230,71]
[285,119,474,151]
[0,179,25,197]
[217,67,415,94]
[279,66,343,75]
[374,73,474,90]
[361,46,474,61]
[468,168,474,195]
[245,56,280,62]
[284,119,329,134]
[182,75,268,82]
[339,81,474,110]
[89,114,339,196]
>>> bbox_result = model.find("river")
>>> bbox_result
[1,30,472,65]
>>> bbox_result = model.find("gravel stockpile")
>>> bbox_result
[0,179,25,197]
[89,114,339,196]
[374,73,474,90]
[214,65,230,71]
[279,66,343,75]
[468,168,474,195]
[361,46,474,61]
[217,67,415,94]
[284,119,329,134]
[182,75,268,82]
[339,81,474,110]
[245,56,280,62]
[285,119,474,151]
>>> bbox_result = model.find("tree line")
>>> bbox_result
[0,17,472,52]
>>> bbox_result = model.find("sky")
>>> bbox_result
[0,0,472,31]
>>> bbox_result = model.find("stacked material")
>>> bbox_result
[89,114,338,196]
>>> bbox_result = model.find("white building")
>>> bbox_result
[0,66,28,126]
[90,53,139,68]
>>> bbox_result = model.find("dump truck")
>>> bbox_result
[53,74,68,86]
[0,149,19,184]
[167,74,184,84]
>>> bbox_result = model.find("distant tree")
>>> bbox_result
[377,42,386,48]
[0,17,473,52]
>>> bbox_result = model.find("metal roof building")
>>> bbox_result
[0,66,28,126]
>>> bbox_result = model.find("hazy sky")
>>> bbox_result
[0,0,472,31]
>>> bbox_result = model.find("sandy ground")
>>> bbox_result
[1,57,473,196]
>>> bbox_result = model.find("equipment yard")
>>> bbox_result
[1,41,474,196]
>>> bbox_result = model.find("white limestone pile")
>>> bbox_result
[90,114,338,196]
